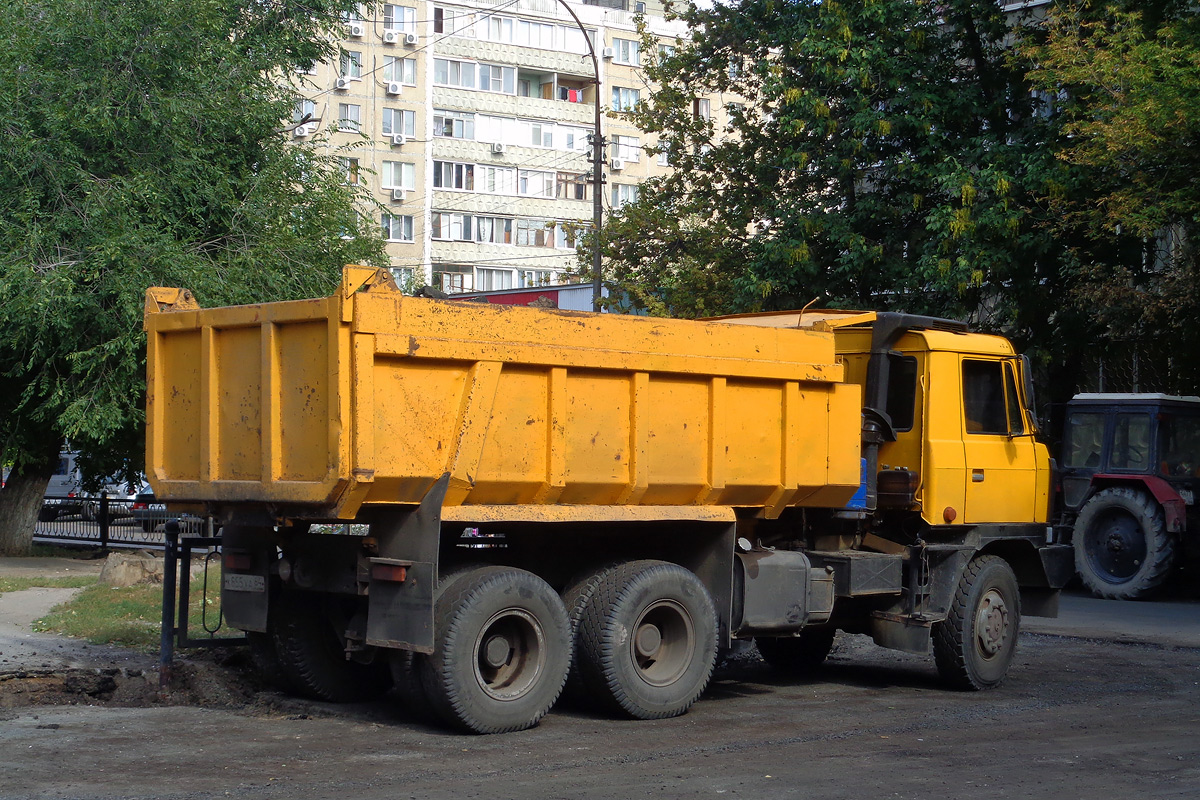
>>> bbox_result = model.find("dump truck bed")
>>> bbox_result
[144,268,862,522]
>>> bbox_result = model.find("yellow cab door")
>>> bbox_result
[961,357,1040,523]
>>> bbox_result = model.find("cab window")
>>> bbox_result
[963,359,1024,435]
[1110,414,1151,471]
[1063,412,1106,468]
[886,354,918,433]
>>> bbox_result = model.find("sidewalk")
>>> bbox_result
[1025,590,1200,648]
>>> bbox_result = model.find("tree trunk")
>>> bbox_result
[0,444,58,557]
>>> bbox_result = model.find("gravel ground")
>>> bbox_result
[1,558,1198,800]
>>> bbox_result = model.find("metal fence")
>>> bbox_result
[33,495,210,550]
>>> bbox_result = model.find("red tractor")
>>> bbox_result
[1059,393,1200,599]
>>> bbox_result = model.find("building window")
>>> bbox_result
[381,213,414,242]
[563,127,590,151]
[615,135,641,162]
[434,58,477,89]
[382,161,416,190]
[293,99,316,123]
[480,166,517,195]
[382,108,416,137]
[389,266,415,287]
[340,50,363,79]
[384,56,417,85]
[431,212,474,241]
[612,86,641,112]
[518,170,555,198]
[433,161,475,191]
[434,110,475,139]
[519,269,555,287]
[479,63,516,94]
[343,157,360,185]
[693,98,711,121]
[433,7,445,34]
[484,15,515,43]
[476,268,514,291]
[611,183,640,208]
[520,120,553,148]
[553,222,576,249]
[556,172,587,200]
[658,43,675,61]
[383,4,416,32]
[516,19,555,48]
[336,103,361,132]
[657,147,670,167]
[515,218,553,248]
[475,216,514,244]
[612,38,640,66]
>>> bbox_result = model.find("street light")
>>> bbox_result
[555,1,605,312]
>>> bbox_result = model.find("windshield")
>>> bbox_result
[1159,413,1200,477]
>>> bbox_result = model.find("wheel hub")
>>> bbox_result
[631,600,695,687]
[472,608,546,701]
[635,623,663,658]
[483,634,512,669]
[975,589,1009,658]
[1086,511,1148,582]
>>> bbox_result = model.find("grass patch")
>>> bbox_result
[34,563,233,652]
[0,575,98,594]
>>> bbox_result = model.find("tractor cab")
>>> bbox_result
[1060,393,1200,598]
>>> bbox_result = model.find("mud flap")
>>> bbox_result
[365,474,449,654]
[220,525,275,634]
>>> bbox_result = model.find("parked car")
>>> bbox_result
[38,452,85,521]
[132,485,217,534]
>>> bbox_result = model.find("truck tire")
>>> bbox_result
[390,650,437,723]
[420,566,571,734]
[1073,487,1177,600]
[932,555,1020,691]
[576,560,718,720]
[270,592,392,703]
[756,627,837,673]
[559,564,618,704]
[246,630,298,694]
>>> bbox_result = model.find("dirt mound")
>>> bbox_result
[0,652,262,711]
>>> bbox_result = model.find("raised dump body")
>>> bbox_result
[145,268,1072,736]
[145,267,860,521]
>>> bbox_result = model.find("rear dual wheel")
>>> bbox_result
[420,566,571,734]
[573,560,719,720]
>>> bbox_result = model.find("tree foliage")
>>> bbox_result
[0,0,386,553]
[1027,1,1200,390]
[601,0,1069,329]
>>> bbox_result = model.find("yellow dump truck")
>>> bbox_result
[144,267,1072,733]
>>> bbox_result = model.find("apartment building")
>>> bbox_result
[290,0,692,295]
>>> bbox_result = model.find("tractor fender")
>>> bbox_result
[1088,474,1187,533]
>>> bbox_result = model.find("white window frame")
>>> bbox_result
[433,161,475,191]
[383,4,416,32]
[615,135,641,163]
[612,86,641,112]
[434,110,475,140]
[612,38,641,66]
[475,267,515,291]
[382,108,416,137]
[434,58,477,89]
[382,161,416,191]
[384,56,417,86]
[340,50,363,79]
[381,213,414,242]
[337,103,361,132]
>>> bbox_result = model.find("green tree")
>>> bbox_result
[598,0,1076,352]
[1028,1,1200,391]
[0,0,386,555]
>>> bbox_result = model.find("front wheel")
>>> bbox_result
[932,555,1020,691]
[420,566,571,734]
[1073,488,1176,599]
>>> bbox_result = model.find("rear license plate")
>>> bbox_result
[223,573,266,593]
[1180,488,1195,506]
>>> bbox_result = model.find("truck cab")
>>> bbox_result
[1060,393,1200,598]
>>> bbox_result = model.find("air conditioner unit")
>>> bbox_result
[386,81,403,95]
[335,77,351,90]
[292,123,312,138]
[383,30,399,44]
[602,47,615,60]
[404,32,419,45]
[491,142,506,155]
[391,188,407,202]
[609,157,625,171]
[390,133,407,147]
[347,22,365,38]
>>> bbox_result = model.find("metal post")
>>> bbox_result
[159,520,180,692]
[98,492,109,552]
[553,1,605,311]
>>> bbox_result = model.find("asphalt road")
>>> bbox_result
[1,583,1197,800]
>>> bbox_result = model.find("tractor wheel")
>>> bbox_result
[1073,487,1177,600]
